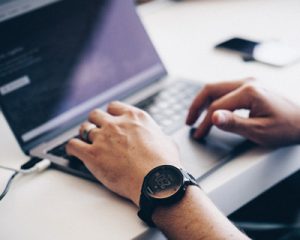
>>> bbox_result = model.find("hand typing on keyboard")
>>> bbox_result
[66,101,182,207]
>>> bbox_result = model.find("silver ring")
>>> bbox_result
[82,124,97,143]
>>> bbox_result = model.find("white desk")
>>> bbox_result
[1,0,300,239]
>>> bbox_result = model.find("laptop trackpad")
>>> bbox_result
[172,126,250,179]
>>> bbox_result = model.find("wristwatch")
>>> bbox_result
[138,165,199,227]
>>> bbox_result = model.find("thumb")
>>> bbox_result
[212,110,253,138]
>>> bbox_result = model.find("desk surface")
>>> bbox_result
[1,0,300,239]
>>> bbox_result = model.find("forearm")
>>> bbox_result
[152,186,249,240]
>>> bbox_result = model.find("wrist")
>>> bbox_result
[132,182,143,207]
[152,185,202,225]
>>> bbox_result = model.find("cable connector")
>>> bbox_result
[20,157,51,174]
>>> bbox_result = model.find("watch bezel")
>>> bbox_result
[141,165,186,205]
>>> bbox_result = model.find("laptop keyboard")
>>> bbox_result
[136,81,201,133]
[47,81,201,174]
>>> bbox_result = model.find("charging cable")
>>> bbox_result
[0,158,51,201]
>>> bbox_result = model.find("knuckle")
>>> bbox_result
[125,107,144,118]
[108,101,118,109]
[130,120,144,129]
[89,109,100,119]
[253,120,268,133]
[126,109,136,118]
[109,101,118,106]
[242,83,259,95]
[66,139,77,153]
[189,101,197,112]
[81,122,89,129]
[87,145,96,157]
[67,139,77,148]
[245,121,269,142]
[107,103,116,113]
[105,121,117,130]
[79,124,85,132]
[208,102,219,112]
[89,128,98,138]
[135,109,148,119]
[117,121,127,129]
[203,83,212,92]
[224,116,236,130]
[106,103,113,112]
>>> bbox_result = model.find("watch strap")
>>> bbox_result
[137,193,156,227]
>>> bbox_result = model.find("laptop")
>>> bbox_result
[0,0,249,182]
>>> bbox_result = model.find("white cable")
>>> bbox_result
[0,165,18,172]
[0,159,51,175]
[0,159,51,201]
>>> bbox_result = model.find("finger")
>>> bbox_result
[88,109,113,127]
[212,110,260,139]
[79,122,95,139]
[186,78,254,125]
[107,101,125,116]
[79,122,101,143]
[107,101,139,116]
[66,138,93,162]
[186,81,244,125]
[87,127,102,143]
[193,85,253,139]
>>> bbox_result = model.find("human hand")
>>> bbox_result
[66,102,181,206]
[186,78,300,147]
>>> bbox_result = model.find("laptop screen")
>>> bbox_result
[0,0,166,149]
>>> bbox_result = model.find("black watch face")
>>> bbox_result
[145,166,183,199]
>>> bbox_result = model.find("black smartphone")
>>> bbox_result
[215,37,259,58]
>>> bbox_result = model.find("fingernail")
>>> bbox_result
[215,111,228,125]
